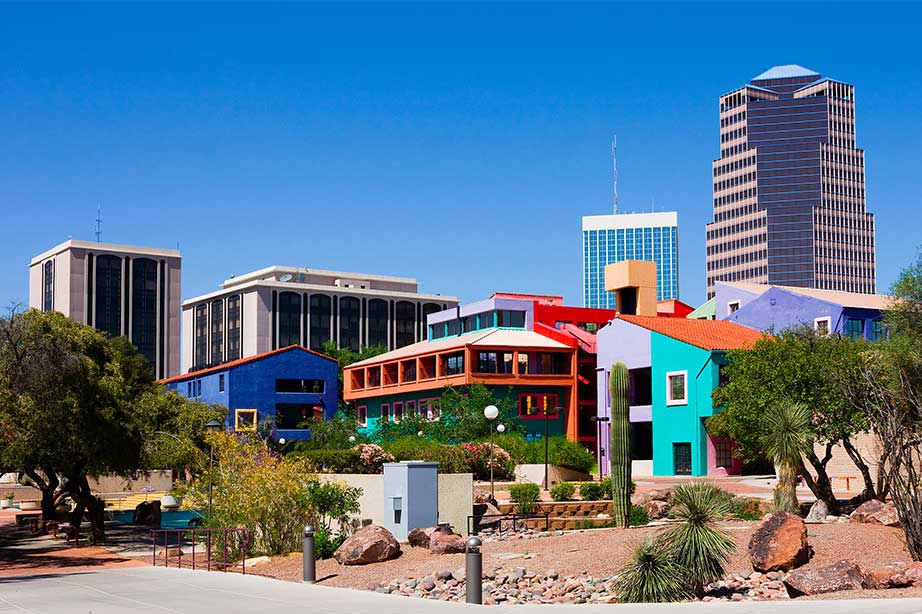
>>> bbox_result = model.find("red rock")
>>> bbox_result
[850,500,900,527]
[861,562,917,589]
[407,527,437,549]
[748,512,812,572]
[429,526,466,555]
[643,499,671,519]
[334,525,401,565]
[784,560,864,596]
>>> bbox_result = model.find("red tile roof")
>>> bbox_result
[159,345,336,385]
[616,314,767,351]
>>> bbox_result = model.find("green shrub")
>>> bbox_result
[383,437,471,474]
[548,438,596,473]
[579,481,604,501]
[313,526,347,559]
[550,482,576,502]
[629,505,650,526]
[302,479,362,534]
[508,482,541,514]
[599,476,637,496]
[615,537,694,603]
[728,496,765,521]
[287,449,364,473]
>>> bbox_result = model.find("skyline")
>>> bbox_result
[3,2,921,310]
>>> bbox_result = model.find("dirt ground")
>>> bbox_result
[253,521,922,600]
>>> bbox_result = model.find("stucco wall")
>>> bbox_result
[723,286,842,334]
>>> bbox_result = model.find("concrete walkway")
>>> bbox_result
[2,567,922,614]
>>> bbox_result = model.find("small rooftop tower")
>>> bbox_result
[605,260,658,316]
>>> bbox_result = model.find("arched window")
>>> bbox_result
[131,258,158,369]
[194,304,208,369]
[367,298,389,349]
[43,260,54,311]
[339,296,361,352]
[309,294,331,351]
[226,294,242,361]
[95,254,122,338]
[210,298,225,364]
[278,292,301,348]
[395,301,416,348]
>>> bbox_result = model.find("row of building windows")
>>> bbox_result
[720,126,747,144]
[714,171,756,194]
[714,187,756,209]
[706,231,767,257]
[719,109,746,128]
[194,294,242,370]
[429,309,526,340]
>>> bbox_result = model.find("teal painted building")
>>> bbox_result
[596,315,764,476]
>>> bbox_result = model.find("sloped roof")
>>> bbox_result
[753,65,819,81]
[720,281,893,310]
[159,345,335,384]
[347,328,571,368]
[687,297,716,320]
[616,315,766,351]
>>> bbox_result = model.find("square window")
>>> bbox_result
[235,409,258,432]
[814,317,831,334]
[728,301,741,315]
[666,371,688,406]
[357,405,367,427]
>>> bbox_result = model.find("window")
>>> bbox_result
[209,298,224,365]
[395,301,415,348]
[406,400,417,417]
[728,301,740,315]
[478,312,494,329]
[401,360,417,382]
[218,374,225,392]
[309,294,331,351]
[429,324,445,340]
[194,304,208,369]
[497,310,526,328]
[845,317,865,339]
[715,440,733,468]
[444,352,465,376]
[463,315,478,333]
[666,371,688,405]
[226,294,242,361]
[446,319,461,336]
[628,367,652,405]
[517,353,529,374]
[276,379,325,393]
[95,254,122,338]
[339,296,360,352]
[393,402,403,423]
[278,291,302,348]
[194,380,202,397]
[367,366,381,387]
[42,260,54,311]
[814,317,831,335]
[368,299,389,348]
[380,403,390,423]
[357,405,368,427]
[420,398,440,420]
[518,393,559,418]
[673,442,692,475]
[275,403,322,428]
[235,409,258,432]
[186,381,192,396]
[870,320,886,341]
[132,258,158,370]
[476,351,513,374]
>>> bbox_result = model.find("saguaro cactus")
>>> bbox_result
[609,361,632,527]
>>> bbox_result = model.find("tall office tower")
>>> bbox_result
[181,266,459,373]
[29,240,182,378]
[582,212,679,308]
[705,65,876,298]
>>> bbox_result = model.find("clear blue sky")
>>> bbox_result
[2,2,920,309]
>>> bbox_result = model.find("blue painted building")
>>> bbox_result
[715,281,891,341]
[161,345,338,442]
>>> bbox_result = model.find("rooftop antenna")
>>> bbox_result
[94,207,102,242]
[612,135,618,214]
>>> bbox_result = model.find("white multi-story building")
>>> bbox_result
[29,240,182,378]
[181,266,459,373]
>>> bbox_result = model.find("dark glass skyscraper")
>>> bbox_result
[706,65,876,297]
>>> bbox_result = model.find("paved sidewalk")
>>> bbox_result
[2,567,922,614]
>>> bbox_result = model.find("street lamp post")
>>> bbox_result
[204,419,222,520]
[483,405,499,497]
[544,407,562,490]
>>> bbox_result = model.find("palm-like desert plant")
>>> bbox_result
[661,482,736,598]
[615,537,694,603]
[762,401,814,514]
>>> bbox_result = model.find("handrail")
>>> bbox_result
[151,527,249,574]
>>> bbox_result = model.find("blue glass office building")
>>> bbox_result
[582,212,679,308]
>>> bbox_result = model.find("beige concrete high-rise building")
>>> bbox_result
[705,65,876,298]
[29,240,181,378]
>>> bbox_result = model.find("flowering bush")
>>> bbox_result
[461,442,514,480]
[353,443,394,473]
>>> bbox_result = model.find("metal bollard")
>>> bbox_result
[465,536,482,604]
[302,525,316,583]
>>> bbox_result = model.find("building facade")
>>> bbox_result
[29,240,181,378]
[715,281,890,341]
[705,65,876,298]
[596,316,764,477]
[181,266,458,373]
[161,346,338,442]
[583,212,679,308]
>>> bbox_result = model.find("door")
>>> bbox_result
[673,442,692,476]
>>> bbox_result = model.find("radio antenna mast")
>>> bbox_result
[95,207,102,242]
[612,135,618,214]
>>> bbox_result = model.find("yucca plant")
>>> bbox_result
[661,482,736,598]
[762,401,814,514]
[615,537,694,603]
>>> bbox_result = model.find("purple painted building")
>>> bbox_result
[715,281,891,340]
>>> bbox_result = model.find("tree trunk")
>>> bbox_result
[841,437,877,503]
[802,446,840,515]
[71,476,106,544]
[23,469,59,525]
[776,462,800,514]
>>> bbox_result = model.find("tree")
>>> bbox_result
[709,328,878,514]
[762,401,814,513]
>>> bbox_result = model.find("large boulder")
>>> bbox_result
[334,525,400,565]
[133,500,162,527]
[473,489,497,506]
[862,562,922,589]
[643,499,671,520]
[407,527,437,549]
[804,500,829,523]
[784,560,864,597]
[429,526,466,555]
[850,500,900,527]
[748,512,812,572]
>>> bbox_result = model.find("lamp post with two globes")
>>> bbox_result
[483,405,505,498]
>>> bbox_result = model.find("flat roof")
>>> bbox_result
[30,239,180,265]
[582,211,678,231]
[222,265,419,289]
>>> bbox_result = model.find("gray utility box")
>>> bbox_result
[382,461,438,540]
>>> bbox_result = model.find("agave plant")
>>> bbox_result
[661,482,736,598]
[762,401,814,514]
[615,537,694,603]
